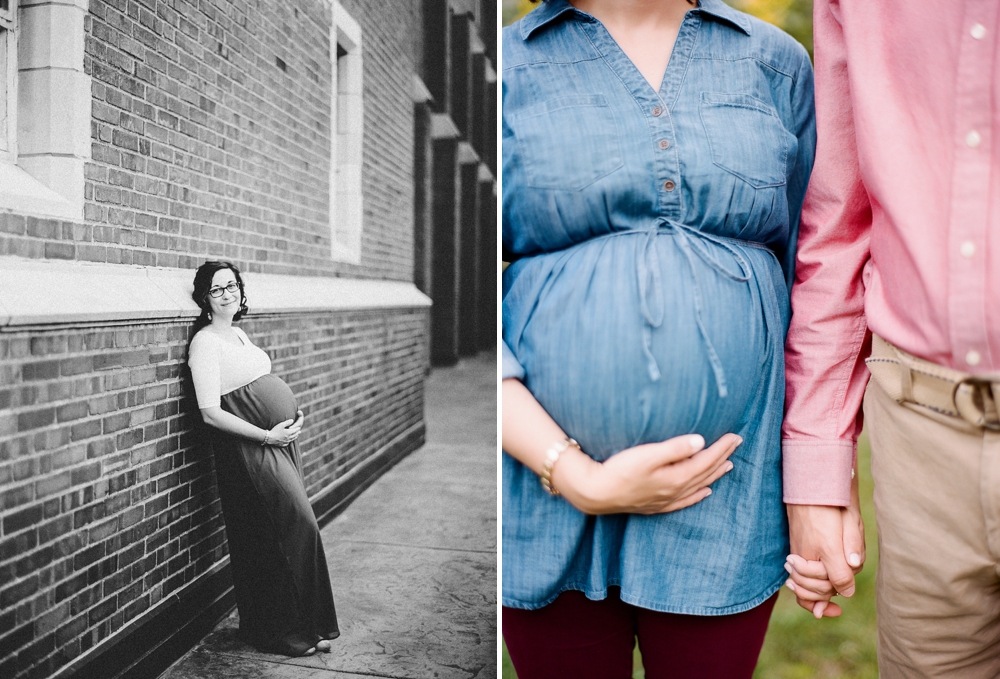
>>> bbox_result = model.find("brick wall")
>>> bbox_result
[0,307,428,679]
[0,0,417,280]
[0,1,444,676]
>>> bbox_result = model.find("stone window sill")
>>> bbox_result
[0,161,80,221]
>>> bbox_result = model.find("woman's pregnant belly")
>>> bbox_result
[222,373,299,430]
[503,231,782,461]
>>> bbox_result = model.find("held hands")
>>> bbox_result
[784,470,866,618]
[551,433,741,515]
[265,410,305,447]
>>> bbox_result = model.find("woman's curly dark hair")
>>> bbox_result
[191,260,249,332]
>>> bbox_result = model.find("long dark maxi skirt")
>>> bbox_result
[213,373,339,656]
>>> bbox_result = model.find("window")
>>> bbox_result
[0,0,89,221]
[329,2,363,264]
[0,0,15,162]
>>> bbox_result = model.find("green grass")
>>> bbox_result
[502,433,879,678]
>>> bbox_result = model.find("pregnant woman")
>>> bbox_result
[188,261,339,657]
[501,0,815,677]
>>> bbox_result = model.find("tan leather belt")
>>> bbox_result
[866,334,1000,430]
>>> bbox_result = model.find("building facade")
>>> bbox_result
[0,1,495,677]
[414,0,496,365]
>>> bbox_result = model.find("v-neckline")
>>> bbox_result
[605,26,682,95]
[579,8,701,105]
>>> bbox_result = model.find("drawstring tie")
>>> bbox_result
[636,219,752,397]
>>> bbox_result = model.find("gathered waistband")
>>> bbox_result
[606,219,773,397]
[595,223,777,252]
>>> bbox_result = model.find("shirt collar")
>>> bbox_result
[696,0,752,35]
[519,0,579,40]
[519,0,752,41]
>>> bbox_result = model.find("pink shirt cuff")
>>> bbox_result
[782,440,856,506]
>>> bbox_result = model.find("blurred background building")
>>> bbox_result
[0,1,495,678]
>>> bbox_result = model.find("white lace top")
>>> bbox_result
[188,326,271,409]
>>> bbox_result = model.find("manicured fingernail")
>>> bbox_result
[783,563,792,574]
[785,580,795,592]
[814,602,826,619]
[848,553,861,567]
[689,434,705,450]
[726,461,734,472]
[841,585,855,598]
[736,436,744,445]
[705,488,712,496]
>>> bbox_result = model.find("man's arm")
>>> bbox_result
[782,0,872,617]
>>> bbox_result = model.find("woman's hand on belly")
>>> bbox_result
[200,406,303,447]
[552,433,741,515]
[264,410,304,447]
[503,378,739,515]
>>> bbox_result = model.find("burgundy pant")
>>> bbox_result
[503,588,778,679]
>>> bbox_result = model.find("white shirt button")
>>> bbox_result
[967,130,982,148]
[961,241,976,258]
[966,350,982,366]
[972,23,987,39]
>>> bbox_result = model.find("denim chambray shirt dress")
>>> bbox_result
[501,0,816,614]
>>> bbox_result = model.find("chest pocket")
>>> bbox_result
[700,92,792,189]
[510,94,624,191]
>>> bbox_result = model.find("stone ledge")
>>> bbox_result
[0,257,431,329]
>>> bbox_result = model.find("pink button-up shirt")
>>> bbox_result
[783,0,1000,506]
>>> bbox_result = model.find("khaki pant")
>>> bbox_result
[864,336,1000,678]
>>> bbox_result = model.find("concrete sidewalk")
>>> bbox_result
[159,352,497,679]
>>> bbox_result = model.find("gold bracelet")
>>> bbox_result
[540,437,580,496]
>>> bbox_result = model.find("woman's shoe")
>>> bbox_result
[316,639,332,652]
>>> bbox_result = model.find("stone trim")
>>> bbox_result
[0,257,431,328]
[430,113,460,140]
[458,140,479,165]
[329,1,364,265]
[0,0,89,221]
[411,74,433,104]
[478,162,494,183]
[470,29,485,55]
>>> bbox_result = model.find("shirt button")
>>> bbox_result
[966,130,982,148]
[652,106,663,117]
[658,139,671,150]
[663,180,675,191]
[960,241,976,258]
[971,23,987,39]
[966,350,982,367]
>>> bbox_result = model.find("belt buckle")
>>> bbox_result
[954,378,1000,430]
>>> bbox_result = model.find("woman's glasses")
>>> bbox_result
[207,281,240,298]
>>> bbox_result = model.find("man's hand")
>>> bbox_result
[785,471,866,618]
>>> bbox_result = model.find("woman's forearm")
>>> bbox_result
[502,378,604,507]
[502,378,577,475]
[201,406,267,442]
